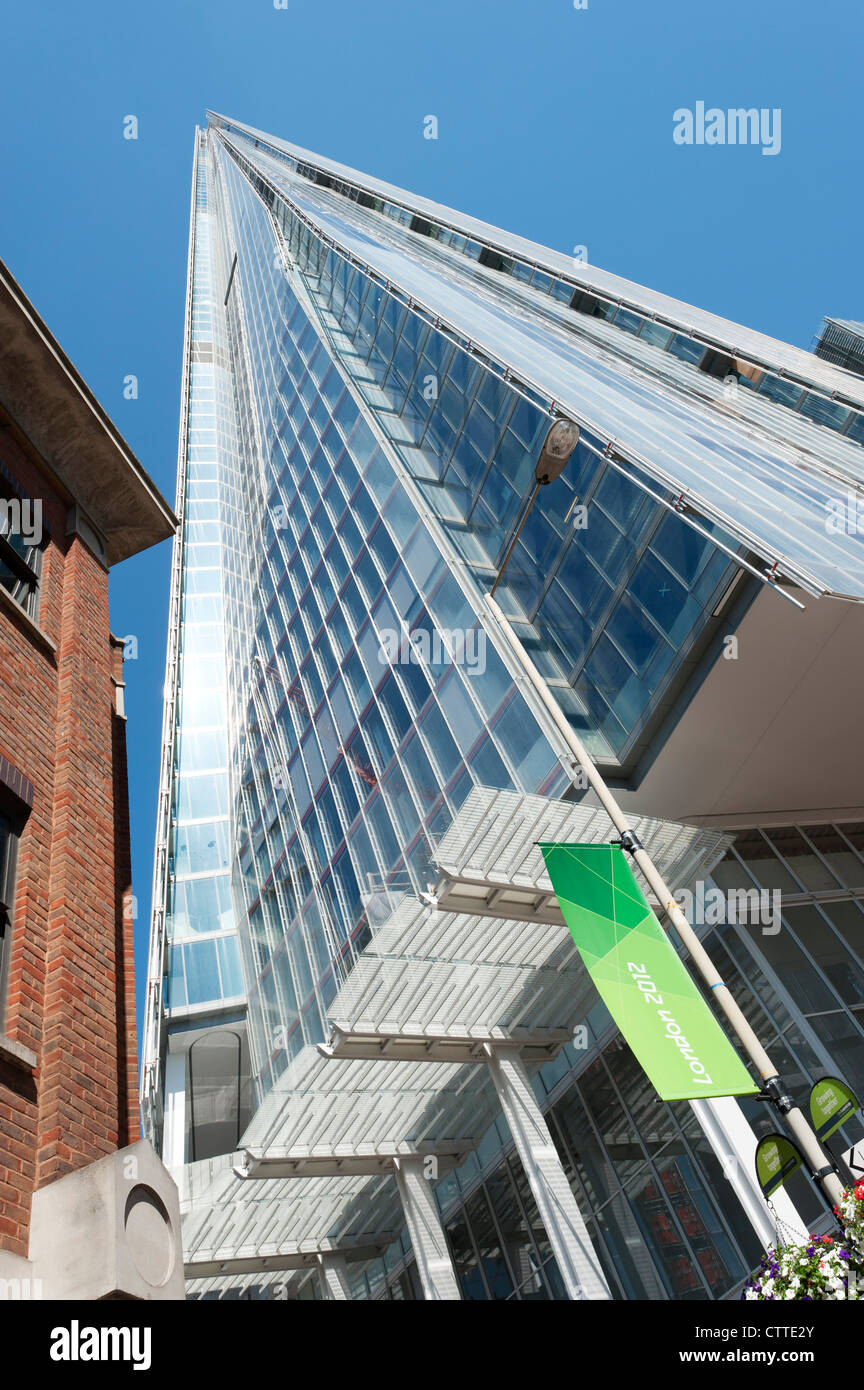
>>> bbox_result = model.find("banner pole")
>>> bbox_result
[484,593,845,1207]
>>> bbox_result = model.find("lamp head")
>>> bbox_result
[536,418,581,484]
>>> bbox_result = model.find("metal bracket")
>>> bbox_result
[615,829,643,854]
[758,1077,794,1113]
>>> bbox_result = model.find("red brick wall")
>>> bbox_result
[111,633,140,1150]
[0,424,139,1256]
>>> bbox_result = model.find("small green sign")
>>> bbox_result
[809,1076,860,1143]
[755,1134,804,1198]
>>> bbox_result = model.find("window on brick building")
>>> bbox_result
[0,480,44,619]
[0,812,20,1031]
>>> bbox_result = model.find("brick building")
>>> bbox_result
[0,257,183,1299]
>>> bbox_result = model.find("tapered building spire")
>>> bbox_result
[142,116,864,1301]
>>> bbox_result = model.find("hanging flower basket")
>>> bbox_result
[742,1185,864,1300]
[836,1180,864,1248]
[742,1235,860,1300]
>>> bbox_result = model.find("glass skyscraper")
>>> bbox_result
[141,113,864,1300]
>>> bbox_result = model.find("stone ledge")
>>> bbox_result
[0,1034,37,1072]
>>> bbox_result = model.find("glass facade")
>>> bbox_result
[167,157,245,1014]
[213,124,864,448]
[145,116,864,1300]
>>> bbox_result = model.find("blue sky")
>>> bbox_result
[0,0,860,1041]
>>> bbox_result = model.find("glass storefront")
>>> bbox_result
[338,823,864,1300]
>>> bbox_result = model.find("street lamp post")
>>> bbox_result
[489,418,581,598]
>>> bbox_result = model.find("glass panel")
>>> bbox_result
[183,939,221,1005]
[444,1212,486,1301]
[651,1150,746,1298]
[805,826,864,888]
[807,1012,864,1102]
[625,1168,706,1300]
[717,834,800,894]
[783,904,864,1007]
[764,827,843,891]
[734,910,838,1014]
[464,1187,515,1300]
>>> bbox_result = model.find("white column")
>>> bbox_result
[393,1155,461,1301]
[484,1044,611,1301]
[162,1051,187,1174]
[689,1096,808,1248]
[316,1252,352,1301]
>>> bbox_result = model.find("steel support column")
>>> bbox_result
[316,1252,352,1301]
[690,1095,808,1248]
[484,1044,611,1301]
[393,1154,461,1301]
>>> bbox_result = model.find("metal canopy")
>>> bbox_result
[238,1047,498,1158]
[180,1158,399,1285]
[185,1234,396,1281]
[237,1142,472,1180]
[318,1024,571,1065]
[431,787,733,911]
[324,926,589,1038]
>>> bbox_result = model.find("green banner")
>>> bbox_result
[540,841,758,1102]
[755,1134,804,1197]
[809,1076,859,1142]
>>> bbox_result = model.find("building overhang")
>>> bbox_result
[0,257,176,565]
[184,1234,396,1280]
[622,584,864,826]
[430,787,732,910]
[318,1024,571,1066]
[427,877,568,927]
[235,1143,473,1181]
